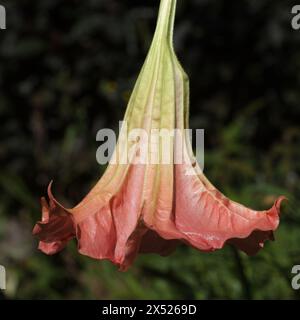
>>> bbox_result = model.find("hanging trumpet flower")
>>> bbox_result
[33,0,285,271]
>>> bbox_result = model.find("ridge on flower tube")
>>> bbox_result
[33,0,286,271]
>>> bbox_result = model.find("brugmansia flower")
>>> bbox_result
[33,0,285,271]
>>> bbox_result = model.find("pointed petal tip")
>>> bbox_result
[47,180,56,204]
[274,195,288,212]
[228,197,287,256]
[32,223,41,236]
[47,180,54,196]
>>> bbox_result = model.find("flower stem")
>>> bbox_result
[154,0,177,45]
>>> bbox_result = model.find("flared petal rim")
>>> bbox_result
[33,179,286,270]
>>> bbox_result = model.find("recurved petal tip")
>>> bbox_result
[33,187,76,255]
[227,195,286,255]
[274,195,288,212]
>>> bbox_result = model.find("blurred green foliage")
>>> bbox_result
[0,0,300,299]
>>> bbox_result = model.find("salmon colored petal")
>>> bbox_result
[75,204,117,262]
[172,163,286,252]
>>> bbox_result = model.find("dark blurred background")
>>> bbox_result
[0,0,300,299]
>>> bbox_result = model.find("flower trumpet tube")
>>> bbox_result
[33,0,286,271]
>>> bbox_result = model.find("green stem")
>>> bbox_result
[154,0,177,45]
